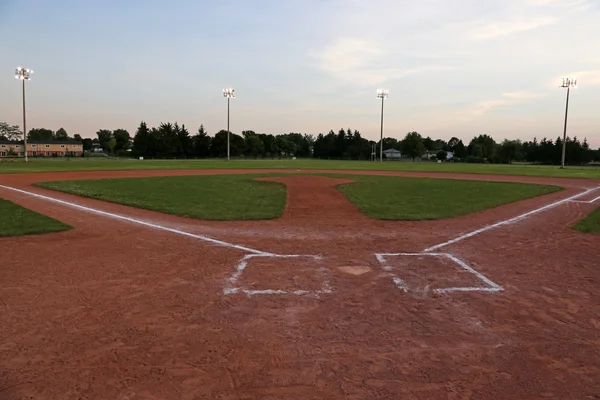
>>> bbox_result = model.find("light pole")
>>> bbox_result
[377,89,388,163]
[559,78,576,168]
[15,67,33,162]
[223,88,235,160]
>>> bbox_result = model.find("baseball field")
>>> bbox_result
[1,159,599,399]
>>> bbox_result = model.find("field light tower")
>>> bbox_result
[15,67,34,162]
[223,88,235,160]
[559,78,576,169]
[377,89,388,163]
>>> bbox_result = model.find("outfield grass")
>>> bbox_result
[0,199,71,237]
[335,175,562,220]
[1,158,600,179]
[573,206,600,234]
[37,174,287,221]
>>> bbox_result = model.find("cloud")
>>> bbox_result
[527,0,593,10]
[467,91,543,117]
[470,16,557,39]
[310,37,452,86]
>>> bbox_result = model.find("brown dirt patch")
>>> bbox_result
[0,169,599,399]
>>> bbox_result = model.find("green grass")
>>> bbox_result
[335,175,562,220]
[1,158,600,179]
[38,173,561,221]
[0,199,71,237]
[36,174,287,221]
[573,206,600,234]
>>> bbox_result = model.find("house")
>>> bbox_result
[90,143,104,153]
[383,148,402,159]
[422,150,455,161]
[0,140,84,158]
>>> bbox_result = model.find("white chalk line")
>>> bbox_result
[0,185,270,256]
[376,252,503,295]
[223,254,332,296]
[570,194,600,204]
[0,185,333,297]
[423,187,599,253]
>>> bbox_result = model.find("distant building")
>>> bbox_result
[383,148,402,159]
[90,143,104,153]
[0,140,83,158]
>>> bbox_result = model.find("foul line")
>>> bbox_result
[424,187,599,253]
[0,185,270,256]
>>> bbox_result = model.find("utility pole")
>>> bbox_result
[223,88,235,160]
[559,78,577,168]
[377,89,388,162]
[15,67,33,162]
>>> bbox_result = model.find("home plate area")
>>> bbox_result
[223,251,503,297]
[223,254,333,296]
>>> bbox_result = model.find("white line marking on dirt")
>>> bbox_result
[570,195,600,204]
[224,254,332,296]
[0,185,270,256]
[375,252,503,295]
[423,187,599,252]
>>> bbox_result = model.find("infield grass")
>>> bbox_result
[573,206,600,234]
[335,175,562,220]
[1,158,600,179]
[37,174,287,220]
[38,173,562,221]
[0,199,71,237]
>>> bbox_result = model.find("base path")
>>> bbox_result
[0,169,599,399]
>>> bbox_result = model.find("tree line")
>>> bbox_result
[2,120,599,165]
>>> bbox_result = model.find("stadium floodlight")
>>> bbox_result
[15,67,34,162]
[223,88,235,161]
[559,78,577,168]
[377,89,389,163]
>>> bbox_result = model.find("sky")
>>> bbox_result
[1,0,599,146]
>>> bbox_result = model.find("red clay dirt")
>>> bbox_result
[1,169,599,399]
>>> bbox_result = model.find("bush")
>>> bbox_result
[466,155,485,164]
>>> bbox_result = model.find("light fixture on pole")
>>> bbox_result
[223,88,235,160]
[559,78,576,169]
[377,89,388,163]
[15,67,33,162]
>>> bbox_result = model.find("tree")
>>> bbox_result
[0,122,22,141]
[192,125,211,157]
[243,131,265,158]
[106,138,117,155]
[174,123,192,157]
[211,130,244,157]
[55,128,69,141]
[436,150,448,161]
[132,122,152,157]
[82,138,93,151]
[498,139,521,164]
[28,128,55,141]
[448,137,467,158]
[113,129,131,152]
[423,136,434,151]
[96,129,113,151]
[400,131,425,161]
[468,134,496,160]
[73,134,83,142]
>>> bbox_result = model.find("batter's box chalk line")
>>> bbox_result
[223,254,333,297]
[375,252,504,295]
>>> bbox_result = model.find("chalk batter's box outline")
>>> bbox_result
[223,254,333,296]
[375,252,504,294]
